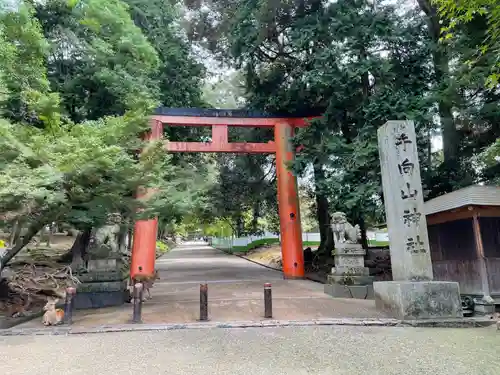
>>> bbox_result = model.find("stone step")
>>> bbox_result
[77,280,128,293]
[330,266,370,276]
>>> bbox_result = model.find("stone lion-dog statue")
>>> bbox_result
[330,212,361,244]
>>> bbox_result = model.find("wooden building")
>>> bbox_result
[424,185,500,303]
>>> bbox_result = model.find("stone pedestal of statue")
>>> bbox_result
[73,222,129,309]
[325,243,374,299]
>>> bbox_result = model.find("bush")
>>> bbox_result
[155,240,169,255]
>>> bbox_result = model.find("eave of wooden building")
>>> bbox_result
[424,185,500,216]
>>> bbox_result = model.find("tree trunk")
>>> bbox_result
[118,225,129,253]
[9,220,19,247]
[127,227,133,251]
[438,91,457,164]
[156,218,164,240]
[358,216,369,250]
[157,224,165,241]
[13,221,22,246]
[427,127,432,169]
[0,221,46,271]
[417,0,458,165]
[360,46,370,99]
[313,162,334,255]
[70,228,92,269]
[251,201,260,234]
[235,216,244,237]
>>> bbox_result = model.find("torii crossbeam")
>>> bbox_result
[130,108,317,280]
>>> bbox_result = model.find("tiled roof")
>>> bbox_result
[424,185,500,216]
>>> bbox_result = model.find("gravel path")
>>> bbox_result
[1,325,499,375]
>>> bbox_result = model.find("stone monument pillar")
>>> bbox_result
[375,120,462,319]
[324,212,374,299]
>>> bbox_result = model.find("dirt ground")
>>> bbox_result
[243,244,331,283]
[244,245,283,269]
[0,232,172,321]
[0,233,76,320]
[0,232,75,254]
[244,244,392,283]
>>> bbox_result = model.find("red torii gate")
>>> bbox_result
[130,108,315,280]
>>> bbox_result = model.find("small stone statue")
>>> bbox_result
[94,224,120,253]
[330,212,361,244]
[88,213,121,257]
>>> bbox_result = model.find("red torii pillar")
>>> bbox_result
[130,112,312,280]
[129,119,162,280]
[274,122,304,278]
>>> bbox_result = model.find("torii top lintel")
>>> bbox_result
[152,107,318,127]
[151,108,319,154]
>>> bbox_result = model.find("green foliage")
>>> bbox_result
[0,107,206,229]
[434,0,500,85]
[428,0,500,187]
[481,138,500,166]
[0,1,210,268]
[124,0,210,150]
[202,152,278,237]
[155,240,169,254]
[124,0,205,108]
[478,138,500,184]
[211,0,437,224]
[34,0,160,122]
[4,0,500,262]
[186,0,500,235]
[0,4,52,125]
[230,238,280,253]
[203,70,246,109]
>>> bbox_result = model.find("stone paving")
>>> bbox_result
[15,242,388,329]
[1,325,499,375]
[3,243,499,375]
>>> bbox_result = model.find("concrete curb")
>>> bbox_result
[398,317,497,328]
[0,317,496,336]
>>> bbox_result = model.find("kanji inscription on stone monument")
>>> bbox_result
[378,120,433,281]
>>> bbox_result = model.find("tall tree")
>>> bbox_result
[432,0,500,84]
[430,1,500,186]
[0,2,210,269]
[124,0,205,108]
[185,0,437,245]
[416,0,461,181]
[0,4,52,125]
[33,0,159,123]
[181,0,500,239]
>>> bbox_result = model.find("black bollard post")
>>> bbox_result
[132,283,143,323]
[264,283,272,319]
[200,283,208,321]
[63,286,76,325]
